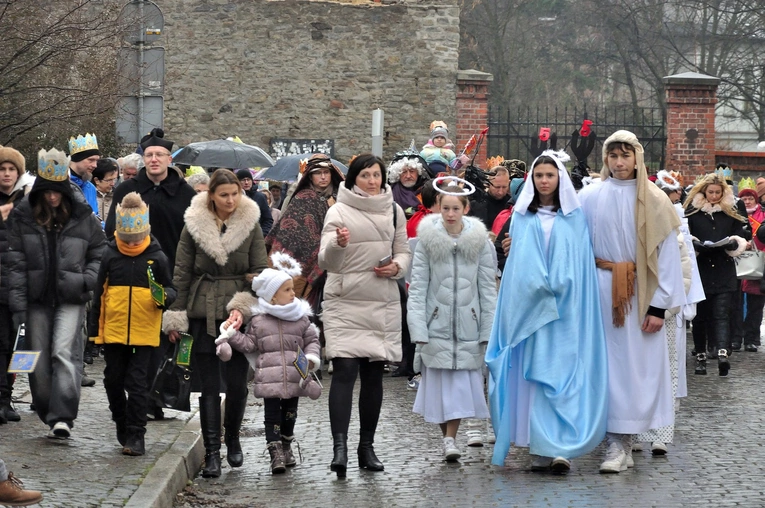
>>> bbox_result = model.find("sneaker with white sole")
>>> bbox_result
[466,429,483,447]
[530,455,552,471]
[599,442,627,473]
[632,442,643,452]
[327,361,333,375]
[406,374,421,391]
[551,457,571,473]
[485,420,496,444]
[48,421,70,440]
[651,441,668,456]
[625,449,634,468]
[443,437,461,462]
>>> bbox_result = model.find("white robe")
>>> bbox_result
[579,178,686,434]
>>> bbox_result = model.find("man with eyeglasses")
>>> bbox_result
[469,166,512,230]
[104,128,196,420]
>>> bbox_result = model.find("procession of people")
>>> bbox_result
[1,120,762,505]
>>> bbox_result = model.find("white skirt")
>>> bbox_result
[413,366,490,424]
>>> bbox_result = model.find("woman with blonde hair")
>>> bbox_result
[684,173,750,376]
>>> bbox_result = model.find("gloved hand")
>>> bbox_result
[692,240,710,254]
[725,239,740,251]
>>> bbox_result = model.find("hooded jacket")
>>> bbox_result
[318,184,411,362]
[408,214,497,371]
[6,192,106,312]
[162,192,269,338]
[0,172,34,305]
[88,236,177,346]
[227,299,321,399]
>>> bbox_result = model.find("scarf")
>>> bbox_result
[600,130,680,319]
[594,259,636,328]
[255,298,310,322]
[116,235,151,257]
[391,182,422,212]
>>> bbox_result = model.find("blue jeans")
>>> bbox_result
[26,304,86,428]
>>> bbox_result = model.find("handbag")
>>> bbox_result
[735,248,765,280]
[150,342,192,412]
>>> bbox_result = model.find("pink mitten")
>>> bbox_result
[216,342,232,362]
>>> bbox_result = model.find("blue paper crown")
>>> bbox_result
[715,164,733,180]
[116,207,150,235]
[37,148,70,182]
[67,133,99,156]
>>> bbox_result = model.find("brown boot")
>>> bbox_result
[281,435,299,467]
[267,441,286,474]
[0,472,43,506]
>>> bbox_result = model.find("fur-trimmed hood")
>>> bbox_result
[416,214,488,263]
[690,187,736,215]
[183,191,261,266]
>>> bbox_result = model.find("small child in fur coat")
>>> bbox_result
[216,252,321,474]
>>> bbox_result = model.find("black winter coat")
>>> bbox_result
[105,167,196,269]
[469,194,511,229]
[0,182,32,305]
[687,206,751,295]
[7,198,106,312]
[244,188,274,237]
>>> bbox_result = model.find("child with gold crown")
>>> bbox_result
[87,192,176,456]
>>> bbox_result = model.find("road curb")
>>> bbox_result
[125,398,225,508]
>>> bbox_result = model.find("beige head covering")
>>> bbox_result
[601,130,680,319]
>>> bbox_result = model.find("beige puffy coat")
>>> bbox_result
[319,184,411,361]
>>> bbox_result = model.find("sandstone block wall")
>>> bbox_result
[161,0,460,164]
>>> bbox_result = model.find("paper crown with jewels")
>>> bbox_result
[67,133,99,157]
[715,163,733,180]
[37,148,70,182]
[485,155,504,169]
[115,192,150,242]
[739,177,756,192]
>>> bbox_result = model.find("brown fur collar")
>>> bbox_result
[183,192,261,266]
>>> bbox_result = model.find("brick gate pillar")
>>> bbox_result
[456,69,493,167]
[663,72,720,180]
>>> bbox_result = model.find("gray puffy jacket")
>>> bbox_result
[407,215,496,371]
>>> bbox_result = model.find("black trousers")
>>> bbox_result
[743,293,765,346]
[103,344,152,433]
[731,280,744,345]
[0,305,15,402]
[693,291,734,355]
[328,357,384,436]
[263,397,298,443]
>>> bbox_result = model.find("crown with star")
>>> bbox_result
[37,148,70,182]
[67,133,99,157]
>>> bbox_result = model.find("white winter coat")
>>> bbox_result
[408,215,497,371]
[319,184,411,361]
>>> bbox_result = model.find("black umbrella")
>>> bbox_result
[172,139,275,169]
[260,154,348,182]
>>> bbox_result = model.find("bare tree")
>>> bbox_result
[0,0,125,161]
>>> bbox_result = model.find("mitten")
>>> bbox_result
[216,342,232,362]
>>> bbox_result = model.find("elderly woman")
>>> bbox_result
[265,154,344,299]
[162,168,268,478]
[187,172,210,193]
[93,158,119,222]
[118,153,142,183]
[319,154,411,477]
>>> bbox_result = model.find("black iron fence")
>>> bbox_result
[487,105,666,173]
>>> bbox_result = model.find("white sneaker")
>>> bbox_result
[530,455,552,471]
[466,429,483,447]
[625,448,634,468]
[327,361,333,374]
[551,456,571,473]
[632,442,643,452]
[485,420,496,444]
[48,421,70,440]
[651,441,668,456]
[443,437,461,462]
[599,442,627,473]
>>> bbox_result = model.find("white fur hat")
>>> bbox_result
[251,269,292,302]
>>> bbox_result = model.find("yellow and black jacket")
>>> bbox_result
[88,235,176,346]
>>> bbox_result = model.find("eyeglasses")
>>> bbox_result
[103,177,118,183]
[143,152,171,159]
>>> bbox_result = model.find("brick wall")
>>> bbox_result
[455,70,491,167]
[717,151,765,180]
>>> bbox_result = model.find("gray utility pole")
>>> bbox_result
[116,0,165,145]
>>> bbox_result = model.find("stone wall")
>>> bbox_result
[161,0,460,164]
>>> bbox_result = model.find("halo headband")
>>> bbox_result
[432,176,475,196]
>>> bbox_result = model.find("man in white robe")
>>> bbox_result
[578,130,686,474]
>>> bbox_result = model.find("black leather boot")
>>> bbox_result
[224,395,247,468]
[122,426,145,456]
[330,433,347,477]
[358,430,384,471]
[718,349,730,376]
[199,396,222,478]
[694,353,707,375]
[115,418,127,446]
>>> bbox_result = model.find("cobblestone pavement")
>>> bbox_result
[174,337,765,508]
[0,356,195,508]
[2,334,765,507]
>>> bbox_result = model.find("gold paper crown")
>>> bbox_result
[37,148,70,182]
[739,177,756,192]
[485,155,505,169]
[68,133,99,156]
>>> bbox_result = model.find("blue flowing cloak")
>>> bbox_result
[485,207,607,465]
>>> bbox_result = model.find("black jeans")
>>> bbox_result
[743,293,765,346]
[731,280,744,346]
[0,305,15,402]
[328,357,384,436]
[263,397,298,443]
[103,344,152,433]
[693,291,734,355]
